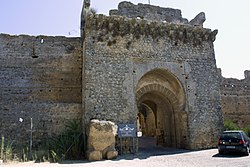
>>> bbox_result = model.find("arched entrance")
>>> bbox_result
[136,69,187,149]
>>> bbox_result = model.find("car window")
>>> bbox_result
[242,132,250,140]
[220,132,242,139]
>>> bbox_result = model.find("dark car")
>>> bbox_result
[218,130,250,155]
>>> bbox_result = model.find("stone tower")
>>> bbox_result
[81,1,224,150]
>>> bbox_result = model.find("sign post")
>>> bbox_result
[118,124,136,155]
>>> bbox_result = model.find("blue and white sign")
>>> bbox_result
[118,124,136,137]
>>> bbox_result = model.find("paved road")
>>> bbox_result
[3,137,250,167]
[3,148,250,167]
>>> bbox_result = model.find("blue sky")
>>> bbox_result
[0,0,249,79]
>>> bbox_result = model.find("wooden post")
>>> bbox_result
[29,118,33,160]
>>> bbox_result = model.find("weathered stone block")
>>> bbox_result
[87,119,118,160]
[106,150,118,160]
[87,151,102,161]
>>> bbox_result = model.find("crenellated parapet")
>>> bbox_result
[84,14,218,46]
[110,1,187,24]
[109,1,206,27]
[220,70,249,95]
[244,70,250,79]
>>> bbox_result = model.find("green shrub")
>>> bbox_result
[224,120,239,131]
[223,120,250,137]
[48,119,83,162]
[5,139,13,160]
[0,135,13,161]
[0,120,83,163]
[243,125,250,137]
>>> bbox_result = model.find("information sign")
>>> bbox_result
[118,124,136,137]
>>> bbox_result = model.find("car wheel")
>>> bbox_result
[218,150,224,155]
[244,147,249,156]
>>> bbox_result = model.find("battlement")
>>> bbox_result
[82,1,217,46]
[244,70,250,79]
[219,69,250,80]
[109,1,206,27]
[84,14,218,46]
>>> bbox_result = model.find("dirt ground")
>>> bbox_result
[2,148,250,167]
[2,137,250,167]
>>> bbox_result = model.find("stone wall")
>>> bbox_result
[0,34,83,146]
[82,11,223,149]
[109,1,205,27]
[220,70,250,128]
[0,0,226,153]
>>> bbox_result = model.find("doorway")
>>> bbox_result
[136,69,187,149]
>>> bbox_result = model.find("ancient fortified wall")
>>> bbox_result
[220,70,250,128]
[1,0,241,154]
[0,34,83,145]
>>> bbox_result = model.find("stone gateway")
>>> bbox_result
[82,1,223,150]
[0,0,226,157]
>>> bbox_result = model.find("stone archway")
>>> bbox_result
[136,69,187,149]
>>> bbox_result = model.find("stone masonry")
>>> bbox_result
[86,119,118,160]
[220,70,250,128]
[0,34,83,146]
[0,0,239,155]
[82,1,223,150]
